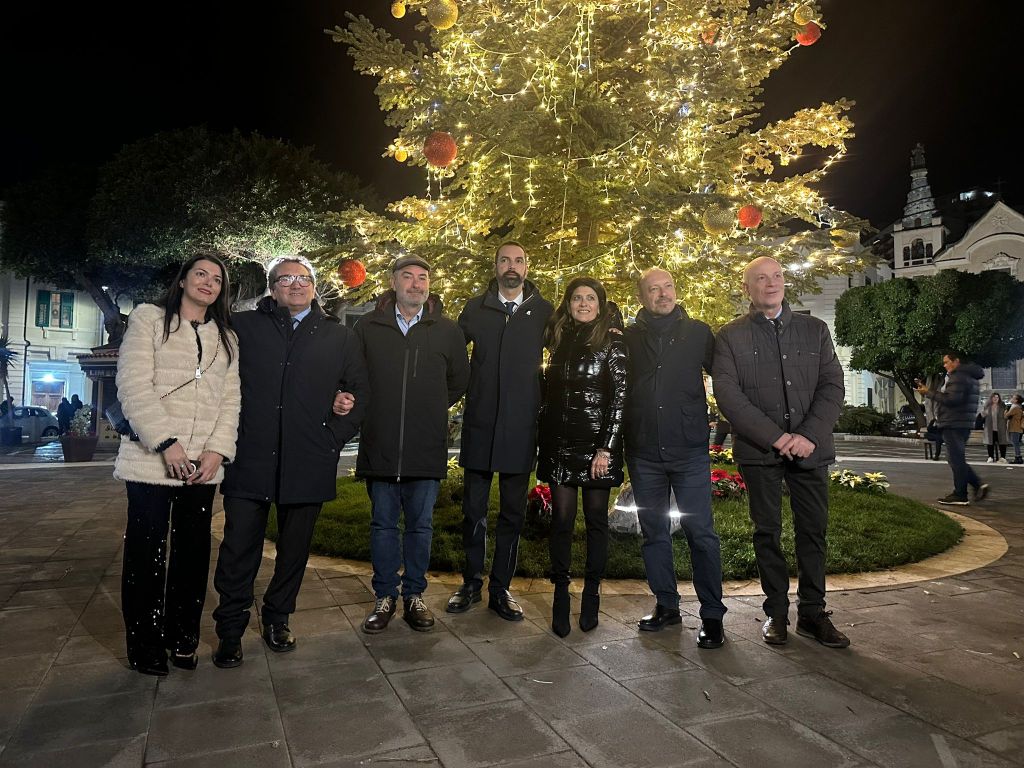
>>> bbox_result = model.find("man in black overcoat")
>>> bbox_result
[211,256,368,667]
[446,242,553,621]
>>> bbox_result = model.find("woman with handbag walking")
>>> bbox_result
[536,277,627,637]
[114,254,240,675]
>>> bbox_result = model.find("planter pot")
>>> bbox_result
[60,435,99,463]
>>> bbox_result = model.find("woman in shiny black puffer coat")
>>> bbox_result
[537,277,627,637]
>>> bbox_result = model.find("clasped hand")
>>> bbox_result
[772,432,816,459]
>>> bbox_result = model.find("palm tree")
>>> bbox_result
[0,335,17,427]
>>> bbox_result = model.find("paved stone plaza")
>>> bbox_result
[0,449,1022,767]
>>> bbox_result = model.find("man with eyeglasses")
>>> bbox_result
[211,256,368,668]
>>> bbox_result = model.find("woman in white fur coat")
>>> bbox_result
[115,253,240,676]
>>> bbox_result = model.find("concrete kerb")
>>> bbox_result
[216,506,1008,600]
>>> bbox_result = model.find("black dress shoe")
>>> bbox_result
[697,618,725,649]
[263,623,297,653]
[796,611,850,648]
[129,650,169,677]
[638,604,682,632]
[403,595,435,632]
[446,583,483,613]
[170,650,199,670]
[488,591,524,622]
[212,638,244,668]
[761,615,788,645]
[362,596,398,634]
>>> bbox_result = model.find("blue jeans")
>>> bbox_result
[1011,432,1022,460]
[627,455,726,619]
[368,478,439,599]
[941,427,981,498]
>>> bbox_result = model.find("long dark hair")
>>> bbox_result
[544,276,615,352]
[157,253,235,364]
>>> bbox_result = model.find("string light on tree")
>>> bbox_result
[327,0,869,323]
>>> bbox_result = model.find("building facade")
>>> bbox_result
[0,272,131,410]
[791,144,1022,413]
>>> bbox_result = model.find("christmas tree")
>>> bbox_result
[326,0,868,323]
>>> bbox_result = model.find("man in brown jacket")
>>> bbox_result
[712,257,849,649]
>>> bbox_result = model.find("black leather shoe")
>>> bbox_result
[170,650,199,670]
[446,584,482,614]
[579,584,600,633]
[761,615,788,645]
[212,638,243,669]
[129,649,169,677]
[638,604,682,632]
[488,591,524,622]
[263,623,296,653]
[551,583,570,638]
[796,611,850,648]
[403,595,435,632]
[362,596,398,634]
[697,618,725,649]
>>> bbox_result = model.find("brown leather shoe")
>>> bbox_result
[762,615,788,645]
[796,611,850,648]
[362,596,398,634]
[403,595,435,632]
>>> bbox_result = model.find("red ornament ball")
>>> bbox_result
[738,204,763,228]
[422,131,458,167]
[700,22,720,45]
[795,21,821,46]
[337,259,367,288]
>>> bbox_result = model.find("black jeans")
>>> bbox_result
[213,496,321,639]
[548,484,610,586]
[942,428,981,498]
[739,462,829,620]
[461,470,529,595]
[122,481,215,659]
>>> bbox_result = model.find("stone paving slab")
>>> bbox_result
[0,462,1022,767]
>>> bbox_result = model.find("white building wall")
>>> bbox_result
[0,271,131,410]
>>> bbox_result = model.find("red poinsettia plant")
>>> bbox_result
[528,483,552,516]
[710,468,746,498]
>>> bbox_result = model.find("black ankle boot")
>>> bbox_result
[580,580,600,632]
[552,583,571,638]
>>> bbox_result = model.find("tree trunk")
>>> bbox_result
[894,377,927,427]
[74,271,126,345]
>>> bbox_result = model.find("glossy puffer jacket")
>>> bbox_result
[537,324,628,488]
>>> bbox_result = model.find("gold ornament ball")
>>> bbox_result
[390,1,406,18]
[426,0,459,30]
[793,4,815,26]
[702,205,735,235]
[394,149,408,163]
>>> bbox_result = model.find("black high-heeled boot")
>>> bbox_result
[551,583,571,638]
[579,580,600,632]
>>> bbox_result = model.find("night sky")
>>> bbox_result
[1,1,1018,228]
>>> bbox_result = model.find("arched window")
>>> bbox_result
[925,243,933,260]
[902,246,911,265]
[911,239,925,263]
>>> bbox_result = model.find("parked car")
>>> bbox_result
[11,406,60,441]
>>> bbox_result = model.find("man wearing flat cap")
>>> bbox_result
[354,255,470,633]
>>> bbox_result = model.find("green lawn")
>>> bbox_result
[268,468,963,581]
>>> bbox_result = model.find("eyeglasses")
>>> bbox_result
[274,274,313,287]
